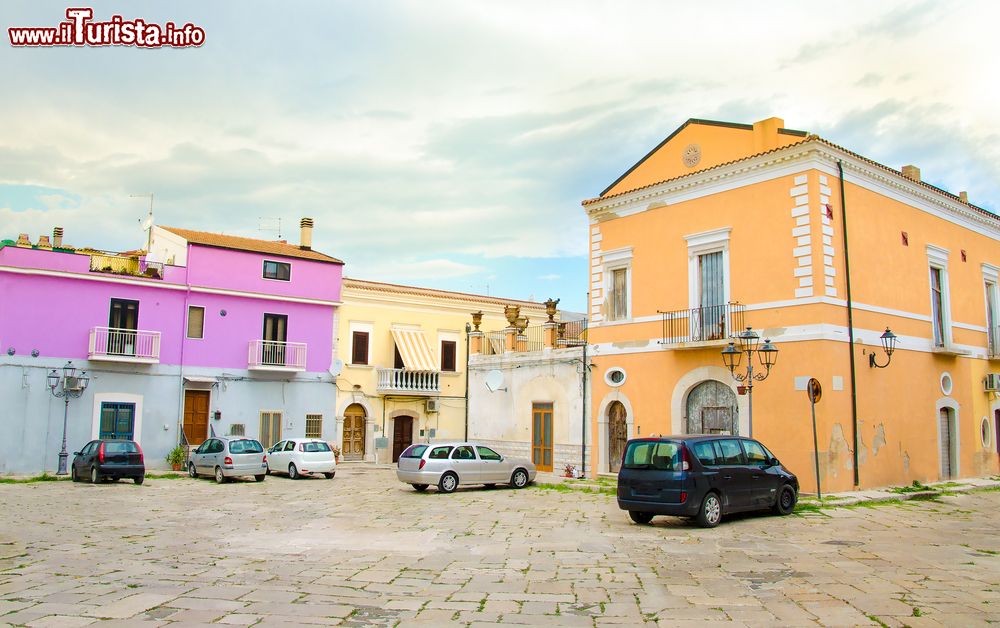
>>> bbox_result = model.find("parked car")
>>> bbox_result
[188,437,267,483]
[266,439,336,479]
[71,439,145,484]
[617,435,798,528]
[396,442,536,493]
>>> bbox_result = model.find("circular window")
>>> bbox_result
[605,367,627,387]
[982,417,992,448]
[940,372,953,396]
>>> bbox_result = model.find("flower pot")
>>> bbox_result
[171,463,182,471]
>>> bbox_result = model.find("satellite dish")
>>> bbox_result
[329,359,343,377]
[485,370,506,392]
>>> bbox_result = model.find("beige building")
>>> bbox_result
[334,278,546,463]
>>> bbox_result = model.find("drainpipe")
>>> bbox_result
[838,161,861,487]
[175,252,192,449]
[581,334,587,476]
[464,323,470,441]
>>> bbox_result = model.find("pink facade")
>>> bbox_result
[0,240,340,373]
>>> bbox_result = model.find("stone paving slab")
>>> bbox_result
[1,468,999,626]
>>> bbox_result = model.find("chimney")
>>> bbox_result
[959,191,969,203]
[53,227,64,248]
[36,235,51,250]
[901,165,921,182]
[300,217,314,250]
[752,117,785,153]
[15,233,31,247]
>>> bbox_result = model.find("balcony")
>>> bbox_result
[659,302,745,349]
[88,327,161,363]
[89,254,164,280]
[376,367,440,395]
[248,340,307,372]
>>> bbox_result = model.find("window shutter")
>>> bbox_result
[441,340,457,371]
[187,306,205,339]
[352,331,369,365]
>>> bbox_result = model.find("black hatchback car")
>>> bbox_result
[617,435,798,527]
[71,439,145,484]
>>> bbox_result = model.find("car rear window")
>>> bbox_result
[428,446,453,459]
[623,441,682,471]
[229,440,264,454]
[401,445,428,458]
[303,442,331,453]
[104,441,138,454]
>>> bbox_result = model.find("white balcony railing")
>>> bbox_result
[248,340,307,371]
[88,327,161,363]
[377,367,440,394]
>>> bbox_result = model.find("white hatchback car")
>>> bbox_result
[266,439,337,479]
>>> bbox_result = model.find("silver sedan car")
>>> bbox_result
[396,442,536,493]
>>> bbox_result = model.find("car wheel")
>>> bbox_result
[772,484,797,515]
[90,466,99,484]
[411,483,428,492]
[254,474,266,482]
[265,466,271,476]
[214,466,226,484]
[133,476,144,485]
[629,511,654,524]
[510,468,529,489]
[188,462,197,478]
[438,472,458,493]
[288,463,299,480]
[324,472,335,479]
[70,466,78,482]
[696,492,722,528]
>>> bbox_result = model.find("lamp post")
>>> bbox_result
[47,361,90,475]
[721,326,778,437]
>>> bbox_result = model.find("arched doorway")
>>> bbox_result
[608,401,627,473]
[342,404,366,461]
[686,380,738,435]
[392,415,414,463]
[939,407,956,479]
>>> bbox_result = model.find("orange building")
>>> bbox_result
[584,117,1000,492]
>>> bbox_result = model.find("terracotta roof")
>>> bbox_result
[343,277,547,309]
[583,134,998,223]
[160,226,343,264]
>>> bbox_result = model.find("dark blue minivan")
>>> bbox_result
[617,435,798,527]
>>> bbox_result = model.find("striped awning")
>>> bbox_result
[390,328,438,372]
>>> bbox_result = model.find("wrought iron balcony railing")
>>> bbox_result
[659,302,745,345]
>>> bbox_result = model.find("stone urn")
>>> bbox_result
[504,305,520,327]
[471,310,483,331]
[544,298,560,322]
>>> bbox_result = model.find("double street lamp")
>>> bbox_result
[721,326,778,437]
[47,361,90,475]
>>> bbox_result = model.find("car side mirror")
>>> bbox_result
[72,451,80,456]
[768,457,780,467]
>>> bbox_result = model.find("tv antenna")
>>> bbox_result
[258,217,282,239]
[131,193,154,250]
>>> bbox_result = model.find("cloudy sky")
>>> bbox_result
[2,1,998,311]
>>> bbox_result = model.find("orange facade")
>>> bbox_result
[585,118,1000,492]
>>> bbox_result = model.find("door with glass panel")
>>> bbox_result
[532,403,554,472]
[262,314,288,365]
[107,299,139,355]
[696,251,725,340]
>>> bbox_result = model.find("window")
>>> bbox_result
[402,445,428,458]
[99,402,135,440]
[610,268,628,320]
[692,441,718,466]
[686,227,732,334]
[305,414,323,438]
[229,439,264,454]
[351,331,369,365]
[452,445,475,460]
[283,441,296,451]
[262,260,291,281]
[428,446,453,459]
[984,264,1000,356]
[931,267,946,347]
[303,442,331,453]
[741,440,769,467]
[229,423,245,437]
[187,306,205,339]
[441,340,457,372]
[649,442,681,470]
[927,245,951,348]
[716,439,746,465]
[601,247,633,323]
[477,446,502,461]
[393,345,405,369]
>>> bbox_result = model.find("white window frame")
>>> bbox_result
[685,227,731,311]
[438,330,460,373]
[983,263,1000,355]
[186,304,206,340]
[927,244,952,348]
[602,247,633,322]
[348,321,374,367]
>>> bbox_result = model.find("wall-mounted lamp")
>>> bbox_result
[213,410,222,421]
[6,347,14,356]
[31,349,39,358]
[869,327,897,368]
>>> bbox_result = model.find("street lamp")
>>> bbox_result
[721,326,778,437]
[47,361,90,475]
[869,327,897,368]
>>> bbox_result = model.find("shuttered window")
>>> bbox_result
[305,414,323,438]
[699,252,725,308]
[930,267,945,347]
[351,331,369,365]
[610,268,628,320]
[441,340,457,372]
[187,306,205,339]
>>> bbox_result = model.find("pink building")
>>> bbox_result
[0,219,343,474]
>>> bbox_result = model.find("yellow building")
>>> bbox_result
[584,117,1000,492]
[335,278,546,463]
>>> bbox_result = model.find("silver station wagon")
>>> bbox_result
[396,441,536,493]
[188,437,268,484]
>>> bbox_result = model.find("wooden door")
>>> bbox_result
[608,401,627,473]
[392,416,413,462]
[182,390,210,445]
[702,406,733,434]
[259,411,282,449]
[342,404,366,460]
[939,408,955,479]
[532,403,554,472]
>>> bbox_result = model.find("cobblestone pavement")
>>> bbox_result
[0,468,998,627]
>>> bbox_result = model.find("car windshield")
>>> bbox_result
[303,442,331,453]
[104,441,137,453]
[402,445,428,458]
[229,440,263,454]
[623,441,682,471]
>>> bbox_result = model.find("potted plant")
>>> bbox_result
[166,445,186,471]
[563,463,577,478]
[331,445,342,464]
